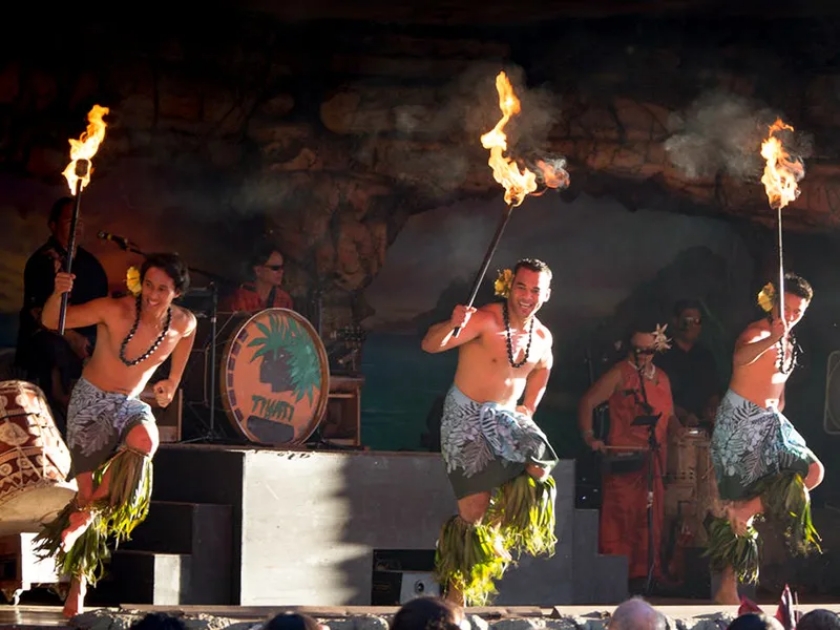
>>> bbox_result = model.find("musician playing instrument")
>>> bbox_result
[654,299,721,432]
[222,244,293,313]
[578,321,676,592]
[14,197,109,431]
[34,253,196,619]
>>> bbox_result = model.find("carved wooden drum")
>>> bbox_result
[0,380,76,534]
[220,308,330,445]
[667,429,711,484]
[665,428,717,546]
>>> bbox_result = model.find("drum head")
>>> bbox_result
[220,308,330,445]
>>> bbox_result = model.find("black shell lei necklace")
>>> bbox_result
[777,332,801,376]
[503,301,534,369]
[119,295,172,367]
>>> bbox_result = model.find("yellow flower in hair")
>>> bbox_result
[494,268,513,298]
[757,282,775,313]
[126,266,142,296]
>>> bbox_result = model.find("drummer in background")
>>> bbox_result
[14,197,109,432]
[654,299,721,433]
[221,244,294,313]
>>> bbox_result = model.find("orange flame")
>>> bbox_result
[535,158,571,190]
[760,118,804,210]
[480,72,537,207]
[62,104,109,195]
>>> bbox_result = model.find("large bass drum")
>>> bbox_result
[220,308,330,445]
[0,380,76,534]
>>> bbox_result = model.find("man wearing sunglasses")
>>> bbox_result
[654,300,721,432]
[222,244,294,313]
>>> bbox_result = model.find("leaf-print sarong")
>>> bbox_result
[440,385,558,499]
[711,389,817,502]
[65,377,155,479]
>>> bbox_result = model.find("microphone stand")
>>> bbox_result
[183,280,224,443]
[630,350,663,596]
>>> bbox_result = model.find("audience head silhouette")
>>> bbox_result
[726,614,784,630]
[608,598,668,630]
[391,597,465,630]
[797,610,840,630]
[130,613,188,630]
[265,613,323,630]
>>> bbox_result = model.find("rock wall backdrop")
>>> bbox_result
[2,9,840,503]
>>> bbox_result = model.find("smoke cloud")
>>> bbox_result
[459,63,562,154]
[664,90,813,181]
[358,62,566,199]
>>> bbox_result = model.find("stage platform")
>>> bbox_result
[83,443,628,608]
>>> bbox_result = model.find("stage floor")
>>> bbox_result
[5,601,840,629]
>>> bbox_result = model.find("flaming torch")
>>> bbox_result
[760,118,804,370]
[58,104,110,334]
[453,72,569,336]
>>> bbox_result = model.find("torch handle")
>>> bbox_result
[452,204,515,338]
[57,179,83,335]
[777,205,785,321]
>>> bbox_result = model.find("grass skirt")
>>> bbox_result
[434,472,557,605]
[704,471,820,584]
[489,473,557,557]
[705,516,760,584]
[33,447,153,586]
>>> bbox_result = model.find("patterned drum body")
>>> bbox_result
[0,380,76,534]
[665,429,717,546]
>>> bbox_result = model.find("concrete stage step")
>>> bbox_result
[571,509,629,604]
[121,500,232,556]
[94,501,233,605]
[89,550,191,606]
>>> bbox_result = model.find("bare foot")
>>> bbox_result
[62,578,86,619]
[713,566,740,605]
[61,510,95,553]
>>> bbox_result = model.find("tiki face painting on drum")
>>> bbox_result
[221,308,329,445]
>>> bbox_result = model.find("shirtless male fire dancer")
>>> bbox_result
[421,258,558,605]
[709,272,824,604]
[34,253,196,618]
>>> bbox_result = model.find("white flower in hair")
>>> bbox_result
[652,323,671,352]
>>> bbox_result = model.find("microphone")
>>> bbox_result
[97,231,131,250]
